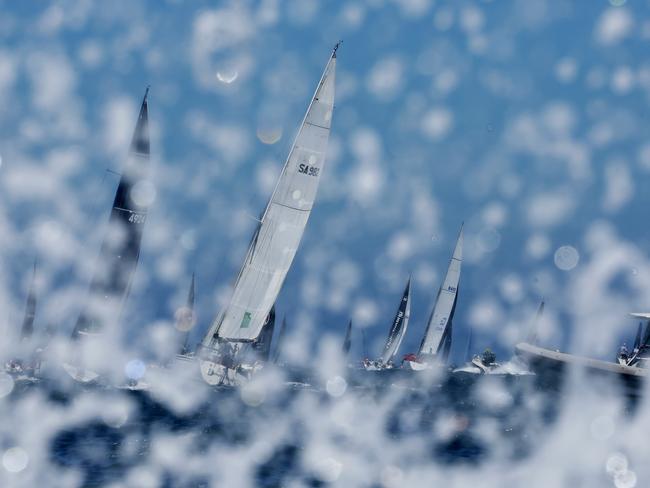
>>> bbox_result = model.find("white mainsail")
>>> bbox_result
[202,45,337,347]
[418,225,463,357]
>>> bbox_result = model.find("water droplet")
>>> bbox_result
[256,126,282,145]
[0,373,14,398]
[615,470,637,488]
[130,180,156,207]
[478,228,501,253]
[240,383,266,406]
[2,447,28,473]
[326,376,347,397]
[124,359,146,380]
[606,452,628,475]
[174,306,195,332]
[554,245,579,271]
[216,70,238,84]
[292,190,301,200]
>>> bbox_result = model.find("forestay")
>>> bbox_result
[380,278,411,364]
[203,47,337,344]
[419,225,463,357]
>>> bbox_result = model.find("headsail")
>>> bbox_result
[252,305,276,362]
[72,88,151,338]
[272,316,287,364]
[342,320,352,356]
[202,45,337,346]
[177,273,196,355]
[380,278,411,364]
[418,225,463,358]
[20,261,37,341]
[525,299,545,345]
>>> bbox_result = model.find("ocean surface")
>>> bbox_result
[7,367,640,487]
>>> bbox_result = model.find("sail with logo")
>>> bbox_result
[64,88,151,382]
[199,44,338,384]
[364,278,411,370]
[404,225,463,371]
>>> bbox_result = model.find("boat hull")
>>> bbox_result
[62,362,100,383]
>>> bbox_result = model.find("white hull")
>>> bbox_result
[516,342,648,377]
[63,362,100,383]
[199,360,259,386]
[402,360,428,371]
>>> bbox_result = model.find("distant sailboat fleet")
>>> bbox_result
[3,43,649,388]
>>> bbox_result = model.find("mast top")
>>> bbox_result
[144,85,150,102]
[332,40,342,58]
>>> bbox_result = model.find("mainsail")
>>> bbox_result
[20,261,37,341]
[201,45,338,348]
[342,320,352,356]
[380,278,411,364]
[72,88,151,338]
[418,225,463,358]
[177,273,196,355]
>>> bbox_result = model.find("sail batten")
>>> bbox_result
[202,47,337,346]
[418,225,463,357]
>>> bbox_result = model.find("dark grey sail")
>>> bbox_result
[342,320,352,356]
[252,305,276,362]
[72,88,151,338]
[20,261,37,341]
[178,273,196,355]
[272,317,287,364]
[380,278,411,364]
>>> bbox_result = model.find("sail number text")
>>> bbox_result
[298,164,320,177]
[128,213,146,224]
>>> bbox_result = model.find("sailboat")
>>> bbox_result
[198,44,339,385]
[342,320,352,357]
[618,314,650,368]
[6,262,39,377]
[403,225,463,371]
[176,273,196,359]
[64,87,152,382]
[363,278,411,371]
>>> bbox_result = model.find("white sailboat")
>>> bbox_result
[403,225,463,371]
[198,44,339,385]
